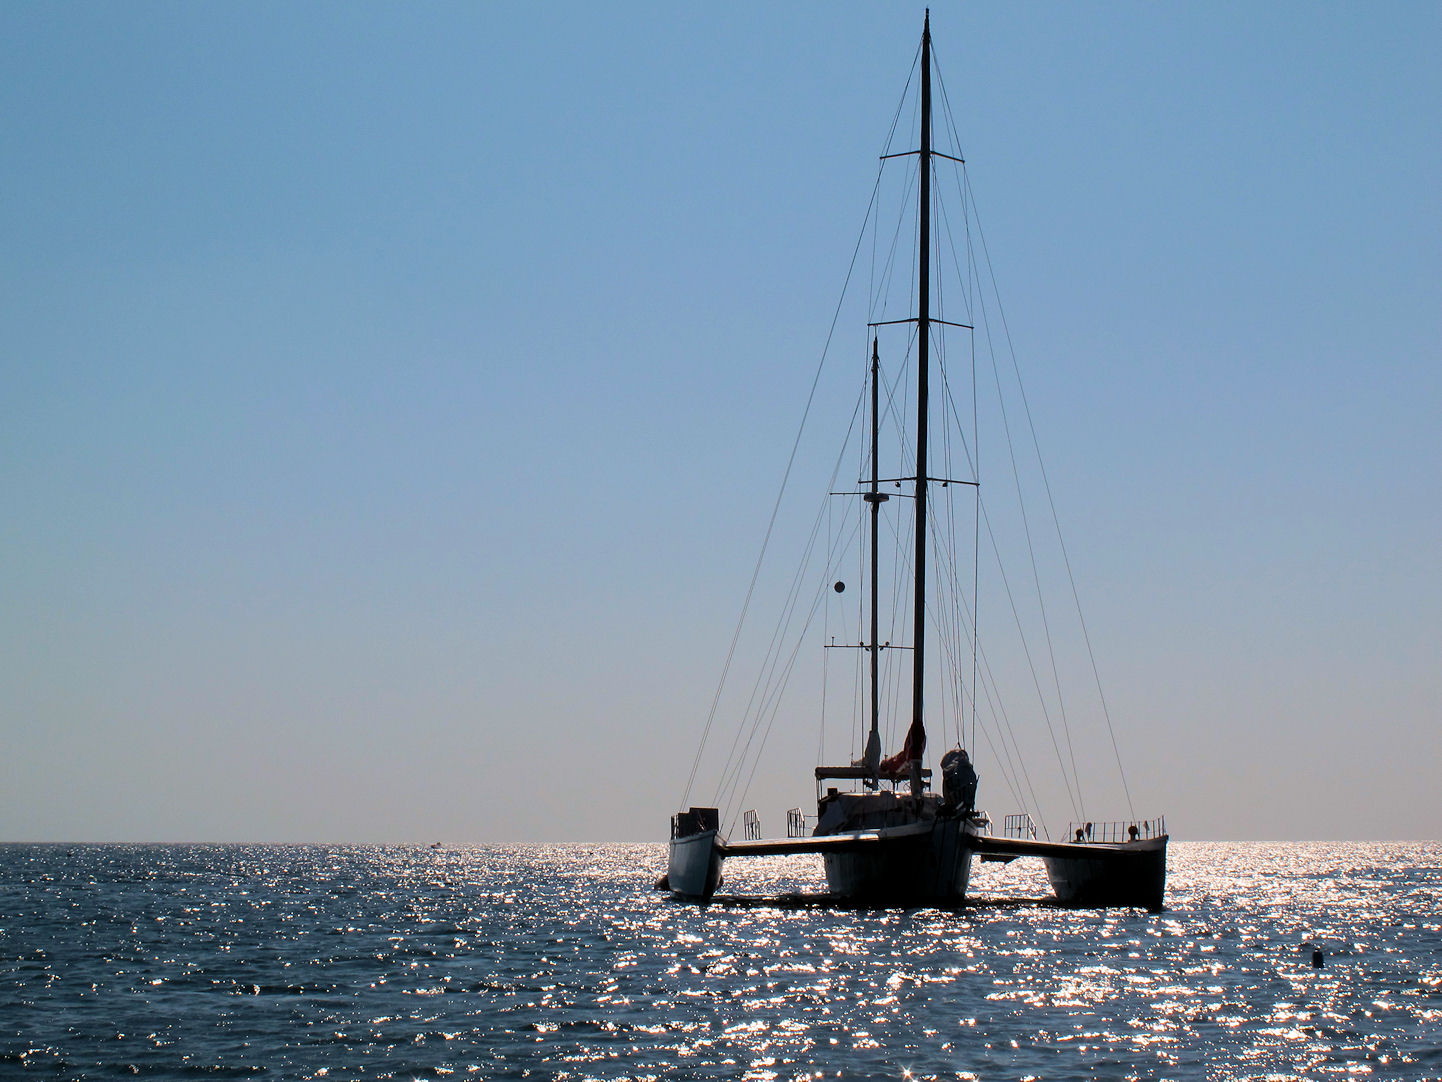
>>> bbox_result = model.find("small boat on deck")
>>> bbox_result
[666,12,1167,912]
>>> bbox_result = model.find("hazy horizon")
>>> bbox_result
[4,3,1438,845]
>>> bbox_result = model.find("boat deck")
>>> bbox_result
[719,829,1153,863]
[719,821,933,858]
[691,828,1168,910]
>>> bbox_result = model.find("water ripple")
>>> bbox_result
[1,842,1439,1079]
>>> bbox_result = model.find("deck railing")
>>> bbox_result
[742,809,761,841]
[786,808,809,838]
[1001,813,1037,840]
[1062,816,1167,843]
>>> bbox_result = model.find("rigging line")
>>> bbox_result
[967,182,979,755]
[926,507,965,752]
[943,519,970,751]
[925,371,964,749]
[871,50,920,320]
[876,328,950,757]
[933,328,985,756]
[849,514,865,759]
[924,484,1035,818]
[882,39,924,159]
[922,509,1042,831]
[713,386,867,810]
[965,514,1051,831]
[932,213,970,754]
[962,661,1023,813]
[875,332,919,752]
[934,360,1048,821]
[980,262,1085,819]
[931,49,978,322]
[959,661,1027,819]
[868,207,878,338]
[870,60,917,321]
[872,153,920,326]
[835,464,867,765]
[680,162,890,812]
[816,497,864,790]
[704,421,829,810]
[930,222,955,752]
[846,400,861,763]
[939,404,962,749]
[933,100,982,759]
[961,192,1085,818]
[971,649,1049,839]
[933,327,987,759]
[977,495,1083,820]
[878,481,913,751]
[851,342,887,757]
[932,49,972,204]
[867,472,909,753]
[819,584,829,770]
[935,522,1049,835]
[715,382,868,812]
[964,170,1135,818]
[875,426,973,763]
[865,467,911,755]
[927,38,959,151]
[972,714,1024,819]
[936,333,978,478]
[962,550,1050,832]
[873,77,921,320]
[817,489,838,770]
[927,487,982,757]
[880,326,918,438]
[934,333,980,755]
[726,511,864,830]
[972,305,980,757]
[848,342,879,760]
[935,210,979,468]
[945,165,983,754]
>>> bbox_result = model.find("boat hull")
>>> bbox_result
[1044,834,1168,911]
[667,830,724,899]
[822,816,979,904]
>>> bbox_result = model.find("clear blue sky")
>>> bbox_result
[2,2,1438,842]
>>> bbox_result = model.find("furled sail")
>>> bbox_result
[878,718,925,778]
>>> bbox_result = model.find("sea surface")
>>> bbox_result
[1,842,1439,1081]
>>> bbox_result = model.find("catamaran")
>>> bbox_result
[666,12,1167,910]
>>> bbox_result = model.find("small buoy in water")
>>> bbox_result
[1311,947,1324,968]
[653,873,670,892]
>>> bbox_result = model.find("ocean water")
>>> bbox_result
[1,843,1439,1081]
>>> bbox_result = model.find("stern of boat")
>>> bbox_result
[1043,818,1169,911]
[820,809,984,904]
[666,807,724,899]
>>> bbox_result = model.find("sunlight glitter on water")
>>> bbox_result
[1,842,1440,1079]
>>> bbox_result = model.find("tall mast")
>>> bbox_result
[866,338,885,766]
[909,10,933,778]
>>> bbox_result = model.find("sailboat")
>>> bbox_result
[666,12,1167,910]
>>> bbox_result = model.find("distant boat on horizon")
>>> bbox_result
[665,12,1167,911]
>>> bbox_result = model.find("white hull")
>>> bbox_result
[821,816,979,904]
[667,829,723,898]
